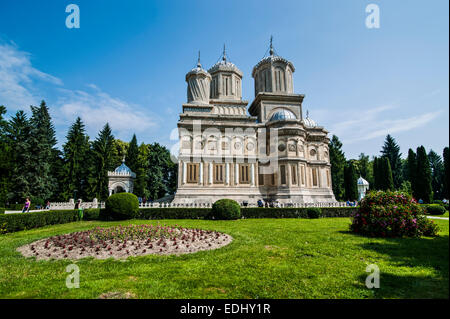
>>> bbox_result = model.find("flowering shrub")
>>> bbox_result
[350,190,439,238]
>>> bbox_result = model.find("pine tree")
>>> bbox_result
[90,123,115,200]
[6,111,32,203]
[61,117,91,201]
[344,161,358,201]
[428,150,444,200]
[381,134,403,189]
[406,149,418,199]
[126,134,139,173]
[416,146,432,203]
[27,101,58,203]
[442,147,449,199]
[329,135,346,200]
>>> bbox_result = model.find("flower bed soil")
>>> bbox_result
[17,224,232,260]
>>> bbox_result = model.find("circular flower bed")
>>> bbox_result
[350,190,439,238]
[17,224,232,260]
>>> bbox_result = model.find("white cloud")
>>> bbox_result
[54,85,158,140]
[325,104,442,144]
[0,41,159,143]
[0,42,62,109]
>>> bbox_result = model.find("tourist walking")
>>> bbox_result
[22,198,31,213]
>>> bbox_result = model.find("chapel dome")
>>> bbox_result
[114,162,133,175]
[185,52,211,104]
[357,176,370,186]
[303,111,318,128]
[269,109,297,122]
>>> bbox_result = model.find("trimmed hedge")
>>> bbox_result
[210,199,241,220]
[422,204,446,215]
[137,208,210,220]
[133,207,356,220]
[0,208,5,214]
[0,210,79,234]
[105,193,139,220]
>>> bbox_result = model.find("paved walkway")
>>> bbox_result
[427,216,449,220]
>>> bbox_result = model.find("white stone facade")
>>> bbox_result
[173,42,336,205]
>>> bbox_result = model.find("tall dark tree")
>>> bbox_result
[428,150,444,200]
[442,147,449,199]
[27,101,58,203]
[416,146,432,203]
[134,143,150,199]
[381,157,394,191]
[381,134,403,189]
[6,111,32,203]
[344,161,358,201]
[329,135,346,200]
[61,117,91,201]
[0,106,11,206]
[90,123,115,200]
[406,149,418,199]
[372,157,380,190]
[126,134,139,173]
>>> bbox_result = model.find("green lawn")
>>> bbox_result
[0,218,448,299]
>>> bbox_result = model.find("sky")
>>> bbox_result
[0,0,448,159]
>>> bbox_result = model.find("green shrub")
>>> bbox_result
[209,199,241,220]
[0,210,79,234]
[422,204,446,215]
[432,200,444,205]
[350,190,439,238]
[105,193,139,220]
[306,207,322,219]
[0,208,5,214]
[240,207,355,218]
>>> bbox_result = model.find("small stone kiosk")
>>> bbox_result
[357,176,370,201]
[108,159,136,196]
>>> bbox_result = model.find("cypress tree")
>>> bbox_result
[344,161,358,201]
[382,157,394,191]
[407,149,418,199]
[442,147,449,199]
[329,135,346,200]
[61,117,91,201]
[416,146,432,203]
[373,157,381,190]
[380,134,403,189]
[90,123,115,200]
[126,134,139,173]
[428,150,444,200]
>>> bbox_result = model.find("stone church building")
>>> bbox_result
[173,40,336,205]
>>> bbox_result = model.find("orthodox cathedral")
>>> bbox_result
[173,39,336,205]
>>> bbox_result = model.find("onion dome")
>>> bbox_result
[208,45,243,100]
[185,51,211,104]
[252,37,295,96]
[269,109,297,122]
[303,110,318,128]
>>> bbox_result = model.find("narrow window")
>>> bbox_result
[214,164,224,183]
[239,164,250,183]
[312,168,318,187]
[187,163,199,183]
[291,165,297,185]
[280,165,286,185]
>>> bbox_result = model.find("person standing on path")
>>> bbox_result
[22,198,31,213]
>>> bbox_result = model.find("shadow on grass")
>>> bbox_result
[356,235,449,298]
